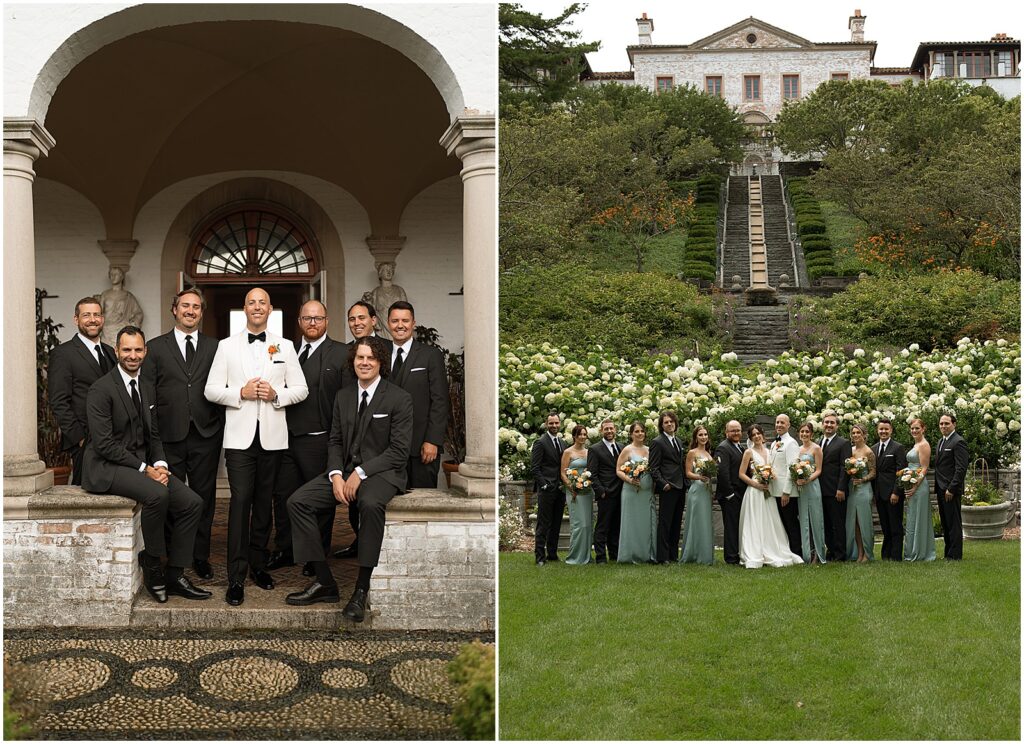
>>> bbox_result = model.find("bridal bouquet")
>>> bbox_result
[564,467,592,496]
[752,463,775,499]
[845,456,869,480]
[789,459,815,485]
[620,458,648,481]
[896,466,925,489]
[694,458,718,480]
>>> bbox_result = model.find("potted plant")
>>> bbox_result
[414,326,466,488]
[36,288,71,484]
[961,477,1013,540]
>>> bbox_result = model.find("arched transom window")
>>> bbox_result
[189,207,318,282]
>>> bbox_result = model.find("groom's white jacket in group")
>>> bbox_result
[768,432,800,499]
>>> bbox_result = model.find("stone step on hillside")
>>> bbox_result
[732,305,790,364]
[722,176,749,287]
[761,176,797,288]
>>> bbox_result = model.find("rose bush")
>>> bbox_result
[499,338,1020,479]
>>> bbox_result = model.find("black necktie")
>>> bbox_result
[672,437,680,455]
[248,332,266,344]
[392,347,405,377]
[553,436,562,453]
[735,443,742,454]
[185,335,195,371]
[879,442,886,458]
[299,343,311,365]
[95,345,108,372]
[611,442,619,457]
[130,379,142,418]
[358,390,368,418]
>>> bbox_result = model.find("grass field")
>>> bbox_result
[820,200,869,275]
[499,541,1020,740]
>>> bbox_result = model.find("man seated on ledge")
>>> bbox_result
[285,336,413,621]
[82,325,211,603]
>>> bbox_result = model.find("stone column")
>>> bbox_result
[441,113,495,499]
[4,118,56,496]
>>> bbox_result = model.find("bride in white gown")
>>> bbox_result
[738,424,804,569]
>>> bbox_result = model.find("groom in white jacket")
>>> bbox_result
[769,414,802,556]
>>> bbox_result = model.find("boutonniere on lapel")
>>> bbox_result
[773,440,784,452]
[267,344,280,360]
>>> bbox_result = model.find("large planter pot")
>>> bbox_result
[48,465,71,486]
[962,502,1014,540]
[441,460,460,488]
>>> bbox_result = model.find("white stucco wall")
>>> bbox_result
[4,3,495,122]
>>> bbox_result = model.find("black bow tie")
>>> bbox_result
[248,332,266,344]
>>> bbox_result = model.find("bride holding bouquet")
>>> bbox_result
[738,424,803,568]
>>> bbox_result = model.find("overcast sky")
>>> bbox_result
[513,1,1023,71]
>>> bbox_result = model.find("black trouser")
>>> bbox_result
[102,468,202,568]
[407,452,441,489]
[936,485,963,560]
[271,433,333,555]
[776,496,802,556]
[657,485,686,562]
[534,484,565,561]
[593,492,621,562]
[224,430,281,584]
[821,491,848,561]
[876,493,906,560]
[69,444,84,487]
[718,492,743,564]
[288,471,398,569]
[162,424,222,561]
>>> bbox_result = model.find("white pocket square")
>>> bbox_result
[372,413,389,419]
[410,367,426,372]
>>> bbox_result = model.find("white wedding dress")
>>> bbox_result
[739,447,804,569]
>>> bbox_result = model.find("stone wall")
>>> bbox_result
[373,490,495,631]
[3,487,141,627]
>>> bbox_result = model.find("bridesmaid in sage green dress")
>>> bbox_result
[616,421,656,564]
[795,422,827,564]
[560,424,594,565]
[903,418,936,562]
[680,425,714,565]
[845,423,877,562]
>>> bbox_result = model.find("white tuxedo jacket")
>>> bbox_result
[768,432,800,498]
[204,331,308,450]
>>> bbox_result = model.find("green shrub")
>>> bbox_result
[669,180,697,197]
[687,226,716,238]
[695,192,718,204]
[685,239,716,251]
[448,641,495,740]
[798,221,827,236]
[801,235,832,249]
[681,262,716,281]
[803,243,833,257]
[805,255,835,268]
[686,248,716,261]
[808,265,835,281]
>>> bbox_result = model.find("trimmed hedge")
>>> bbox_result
[682,175,722,281]
[787,176,837,280]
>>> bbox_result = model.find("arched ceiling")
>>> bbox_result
[36,20,460,239]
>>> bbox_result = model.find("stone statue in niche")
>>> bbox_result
[97,265,144,347]
[362,261,408,340]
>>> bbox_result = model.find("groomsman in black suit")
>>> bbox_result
[267,300,348,573]
[587,419,622,564]
[141,288,224,580]
[285,337,413,621]
[872,419,908,561]
[48,297,117,485]
[82,326,210,603]
[818,412,851,561]
[531,412,565,565]
[649,410,687,564]
[934,412,969,560]
[714,420,745,565]
[386,301,448,488]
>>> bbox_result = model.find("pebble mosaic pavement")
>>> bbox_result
[4,628,493,740]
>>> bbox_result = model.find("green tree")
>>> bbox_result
[591,186,694,273]
[774,78,890,157]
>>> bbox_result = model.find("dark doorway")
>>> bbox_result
[200,284,307,343]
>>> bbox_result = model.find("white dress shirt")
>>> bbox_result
[298,334,327,359]
[117,366,167,472]
[328,375,382,482]
[391,338,413,370]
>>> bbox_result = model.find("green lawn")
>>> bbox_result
[585,230,689,275]
[821,200,869,275]
[499,541,1020,740]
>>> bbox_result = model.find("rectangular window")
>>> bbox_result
[831,72,849,81]
[997,51,1013,76]
[743,75,761,101]
[962,51,989,77]
[656,76,674,92]
[705,76,723,96]
[782,74,800,99]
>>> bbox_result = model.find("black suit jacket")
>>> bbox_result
[818,435,852,497]
[530,433,563,492]
[934,432,969,497]
[872,439,908,500]
[82,368,165,492]
[389,340,448,452]
[649,433,686,492]
[326,378,413,492]
[714,439,745,500]
[288,336,348,435]
[586,439,623,500]
[48,337,116,450]
[141,331,223,442]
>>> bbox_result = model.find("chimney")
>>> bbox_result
[849,9,865,43]
[637,12,654,46]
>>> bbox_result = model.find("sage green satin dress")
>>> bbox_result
[565,455,594,565]
[796,452,827,563]
[680,458,714,565]
[903,445,936,562]
[618,455,656,564]
[845,463,875,561]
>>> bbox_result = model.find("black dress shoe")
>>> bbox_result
[250,569,275,590]
[342,587,368,622]
[332,543,359,559]
[166,574,213,600]
[285,581,341,606]
[225,583,244,606]
[138,551,167,603]
[302,562,316,577]
[192,559,214,580]
[265,550,295,571]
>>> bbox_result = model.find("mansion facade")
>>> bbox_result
[583,10,1021,173]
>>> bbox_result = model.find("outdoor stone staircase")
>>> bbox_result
[732,304,791,364]
[721,176,749,288]
[761,175,799,288]
[747,178,769,287]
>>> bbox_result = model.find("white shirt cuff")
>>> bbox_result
[153,460,168,470]
[138,462,147,472]
[355,466,367,480]
[328,470,342,482]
